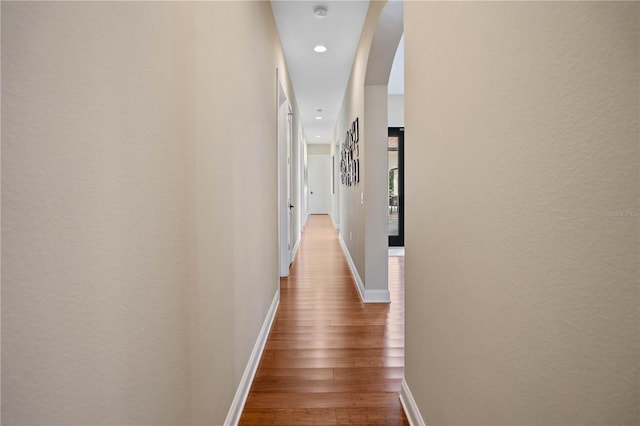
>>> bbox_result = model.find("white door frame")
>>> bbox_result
[286,105,294,264]
[277,73,293,277]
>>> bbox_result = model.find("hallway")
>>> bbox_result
[240,215,408,425]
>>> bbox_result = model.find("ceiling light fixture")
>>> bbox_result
[314,6,328,18]
[315,116,323,120]
[316,135,321,138]
[314,45,327,53]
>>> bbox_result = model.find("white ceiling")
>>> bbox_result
[270,1,370,144]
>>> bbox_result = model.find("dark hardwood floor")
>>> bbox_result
[239,214,407,425]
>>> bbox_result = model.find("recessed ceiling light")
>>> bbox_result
[316,135,321,138]
[314,45,327,53]
[315,116,323,120]
[314,6,328,18]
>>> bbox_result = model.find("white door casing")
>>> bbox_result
[287,107,294,263]
[277,76,293,277]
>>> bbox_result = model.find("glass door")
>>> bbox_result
[388,127,404,246]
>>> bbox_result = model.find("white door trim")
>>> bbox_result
[277,72,292,277]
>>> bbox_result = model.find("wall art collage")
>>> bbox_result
[340,117,359,187]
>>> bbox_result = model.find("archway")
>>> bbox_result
[362,0,404,299]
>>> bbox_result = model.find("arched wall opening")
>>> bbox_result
[362,0,404,299]
[332,0,403,303]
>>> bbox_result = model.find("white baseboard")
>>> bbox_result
[338,233,366,301]
[338,234,390,303]
[365,288,391,303]
[330,213,339,229]
[291,235,301,263]
[399,378,426,426]
[224,288,280,426]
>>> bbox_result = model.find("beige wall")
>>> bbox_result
[335,1,398,299]
[404,2,639,424]
[335,1,387,287]
[307,144,331,155]
[363,84,390,292]
[2,2,291,424]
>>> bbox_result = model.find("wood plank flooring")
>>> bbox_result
[240,215,407,425]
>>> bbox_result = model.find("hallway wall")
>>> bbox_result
[334,1,401,301]
[334,1,387,292]
[2,2,293,424]
[404,2,639,424]
[190,3,293,423]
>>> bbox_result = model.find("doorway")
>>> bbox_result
[307,154,331,214]
[388,127,404,247]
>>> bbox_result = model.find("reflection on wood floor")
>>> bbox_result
[240,214,407,425]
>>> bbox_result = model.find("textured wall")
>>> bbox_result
[405,2,639,424]
[188,2,284,423]
[2,2,286,424]
[2,4,192,423]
